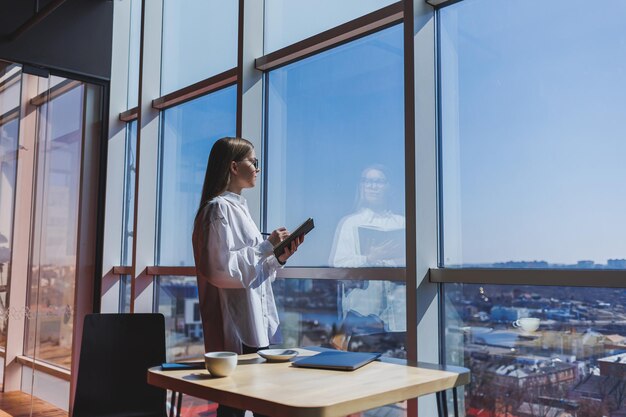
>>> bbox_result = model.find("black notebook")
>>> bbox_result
[292,351,381,371]
[273,218,315,258]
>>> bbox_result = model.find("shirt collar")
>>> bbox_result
[220,190,247,205]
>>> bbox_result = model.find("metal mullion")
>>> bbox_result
[236,0,244,137]
[238,0,264,223]
[129,0,162,313]
[144,266,407,282]
[151,68,238,111]
[430,268,626,288]
[403,0,419,415]
[129,0,148,313]
[255,1,404,72]
[276,267,406,282]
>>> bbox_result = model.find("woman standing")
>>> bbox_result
[192,137,303,417]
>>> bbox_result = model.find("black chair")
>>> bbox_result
[73,313,168,417]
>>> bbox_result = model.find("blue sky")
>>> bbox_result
[441,0,626,266]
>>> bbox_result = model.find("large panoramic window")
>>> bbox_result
[158,86,236,266]
[0,64,21,365]
[440,1,626,416]
[440,0,626,268]
[160,0,238,95]
[26,82,84,368]
[266,24,405,268]
[264,0,397,53]
[267,25,406,362]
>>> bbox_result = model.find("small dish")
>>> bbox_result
[257,349,299,362]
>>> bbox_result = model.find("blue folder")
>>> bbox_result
[161,361,205,371]
[292,351,381,371]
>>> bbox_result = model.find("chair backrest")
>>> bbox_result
[73,313,167,417]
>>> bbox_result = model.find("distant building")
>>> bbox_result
[605,334,626,350]
[487,360,577,389]
[608,259,626,269]
[598,352,626,377]
[493,260,549,268]
[577,260,595,268]
[516,401,568,417]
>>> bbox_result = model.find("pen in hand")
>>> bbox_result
[261,232,271,236]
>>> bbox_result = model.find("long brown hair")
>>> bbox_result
[196,137,254,218]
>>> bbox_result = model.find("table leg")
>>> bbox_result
[436,392,443,417]
[169,391,177,417]
[176,392,183,417]
[452,387,459,417]
[441,390,448,417]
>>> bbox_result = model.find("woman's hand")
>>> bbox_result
[366,239,401,264]
[278,234,305,264]
[267,227,289,247]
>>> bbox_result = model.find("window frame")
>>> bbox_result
[110,1,435,414]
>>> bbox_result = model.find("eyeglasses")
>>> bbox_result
[361,178,387,187]
[238,157,259,170]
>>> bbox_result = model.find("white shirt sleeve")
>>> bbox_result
[207,212,282,289]
[330,216,367,267]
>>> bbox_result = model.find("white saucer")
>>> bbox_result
[257,349,299,362]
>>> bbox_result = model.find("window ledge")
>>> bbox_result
[16,355,71,381]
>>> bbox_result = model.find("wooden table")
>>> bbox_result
[148,348,470,417]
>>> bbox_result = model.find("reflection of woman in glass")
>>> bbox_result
[329,165,406,342]
[192,137,303,417]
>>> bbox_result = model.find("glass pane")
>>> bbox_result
[156,273,218,416]
[266,25,405,267]
[0,119,18,349]
[157,275,204,362]
[274,278,406,357]
[0,66,20,115]
[0,65,21,363]
[36,75,65,94]
[121,120,137,265]
[445,282,626,417]
[158,86,236,266]
[160,0,238,95]
[264,0,397,53]
[440,0,626,268]
[127,0,141,109]
[119,275,131,313]
[26,81,84,369]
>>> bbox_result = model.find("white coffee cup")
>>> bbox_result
[204,351,238,377]
[513,317,540,333]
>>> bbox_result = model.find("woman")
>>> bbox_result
[329,165,406,347]
[192,137,303,417]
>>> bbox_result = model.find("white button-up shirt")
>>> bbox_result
[193,191,282,353]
